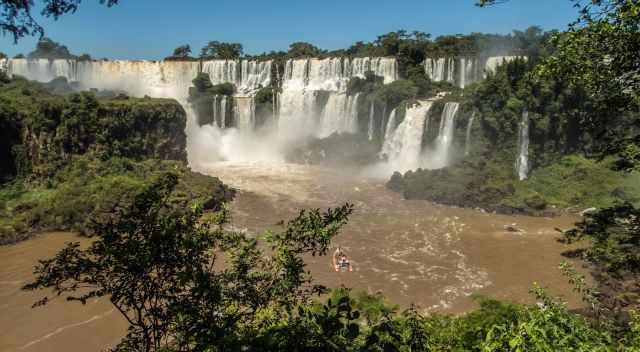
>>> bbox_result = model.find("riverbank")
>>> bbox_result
[386,155,640,216]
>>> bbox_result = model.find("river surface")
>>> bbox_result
[0,161,587,352]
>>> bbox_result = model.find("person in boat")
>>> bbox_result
[332,247,353,272]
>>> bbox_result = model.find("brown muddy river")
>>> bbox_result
[1,162,587,352]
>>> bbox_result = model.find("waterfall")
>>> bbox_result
[7,59,200,99]
[213,95,218,127]
[8,58,75,83]
[516,110,530,180]
[277,89,320,135]
[424,56,523,88]
[380,108,398,157]
[318,93,360,137]
[220,96,227,129]
[465,112,476,156]
[201,60,237,85]
[272,88,278,121]
[446,58,455,84]
[6,58,271,101]
[279,57,398,137]
[379,104,387,139]
[424,58,446,82]
[428,102,459,169]
[234,97,255,131]
[212,95,229,129]
[0,58,7,73]
[346,57,398,84]
[201,59,271,95]
[458,58,478,89]
[368,101,375,141]
[381,101,434,172]
[238,60,271,94]
[347,94,360,133]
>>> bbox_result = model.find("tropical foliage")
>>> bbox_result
[0,76,226,245]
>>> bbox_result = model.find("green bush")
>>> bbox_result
[0,156,234,245]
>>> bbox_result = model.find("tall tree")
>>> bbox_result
[287,41,323,58]
[200,41,243,60]
[172,44,191,58]
[27,37,75,59]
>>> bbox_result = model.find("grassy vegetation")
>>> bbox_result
[388,155,640,215]
[0,155,233,245]
[505,156,640,211]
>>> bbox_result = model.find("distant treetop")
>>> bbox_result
[28,37,76,60]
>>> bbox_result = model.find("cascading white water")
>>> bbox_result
[516,110,530,180]
[201,59,270,131]
[220,96,227,129]
[424,56,523,88]
[282,57,397,88]
[345,57,398,84]
[424,58,455,83]
[427,102,459,169]
[465,112,476,156]
[272,88,278,121]
[239,60,272,94]
[278,88,321,136]
[318,93,360,137]
[279,57,398,137]
[380,108,398,157]
[8,58,271,102]
[8,58,77,83]
[368,101,375,140]
[379,104,387,139]
[380,101,434,172]
[213,95,218,127]
[234,96,256,131]
[201,59,271,96]
[458,58,477,89]
[0,58,7,73]
[201,60,236,86]
[8,59,201,99]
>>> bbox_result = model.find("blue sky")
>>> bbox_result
[1,0,578,60]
